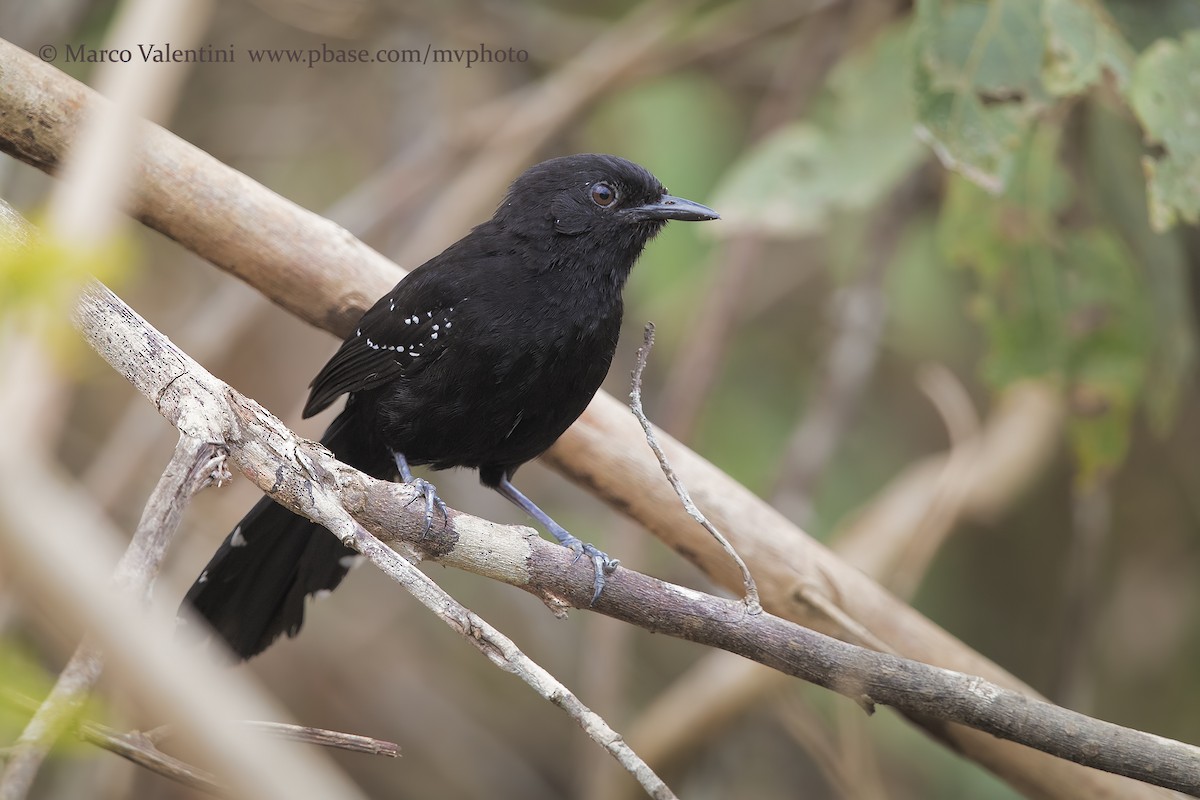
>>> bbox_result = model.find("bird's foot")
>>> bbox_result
[562,536,620,605]
[403,477,449,537]
[394,452,448,536]
[492,476,618,605]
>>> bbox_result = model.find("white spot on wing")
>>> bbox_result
[338,554,366,570]
[198,570,209,584]
[230,526,247,547]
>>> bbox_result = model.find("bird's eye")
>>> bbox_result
[590,182,617,207]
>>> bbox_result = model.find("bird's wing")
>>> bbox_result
[303,279,463,418]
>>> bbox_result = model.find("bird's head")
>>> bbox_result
[494,154,719,258]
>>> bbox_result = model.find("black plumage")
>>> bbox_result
[183,153,719,660]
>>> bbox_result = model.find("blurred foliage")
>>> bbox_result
[713,23,924,235]
[938,126,1152,480]
[0,212,134,352]
[587,74,741,335]
[715,0,1199,483]
[0,641,99,756]
[1129,30,1200,231]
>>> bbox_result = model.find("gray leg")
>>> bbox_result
[394,452,447,536]
[495,475,618,603]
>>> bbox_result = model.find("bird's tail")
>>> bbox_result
[181,401,390,660]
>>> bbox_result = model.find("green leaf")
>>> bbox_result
[1042,0,1135,95]
[1102,0,1200,51]
[711,22,924,236]
[1084,101,1195,435]
[937,124,1153,480]
[1061,229,1151,481]
[885,218,974,364]
[1129,30,1200,231]
[913,0,1050,192]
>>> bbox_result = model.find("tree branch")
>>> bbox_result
[1,690,401,797]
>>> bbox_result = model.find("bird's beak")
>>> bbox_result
[625,193,720,223]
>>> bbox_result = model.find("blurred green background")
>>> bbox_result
[2,1,1199,798]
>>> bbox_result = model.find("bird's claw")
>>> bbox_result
[404,477,448,537]
[565,539,619,605]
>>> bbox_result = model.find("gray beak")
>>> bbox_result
[625,193,720,223]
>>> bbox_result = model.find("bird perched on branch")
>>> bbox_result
[183,153,719,660]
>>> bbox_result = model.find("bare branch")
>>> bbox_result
[1,691,400,797]
[144,720,401,760]
[631,322,759,610]
[3,695,220,793]
[234,723,400,759]
[80,723,223,796]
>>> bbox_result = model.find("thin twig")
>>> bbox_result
[144,720,400,759]
[80,723,224,796]
[310,513,676,800]
[1,690,400,796]
[631,323,760,612]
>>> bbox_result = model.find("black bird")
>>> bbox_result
[183,154,719,660]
